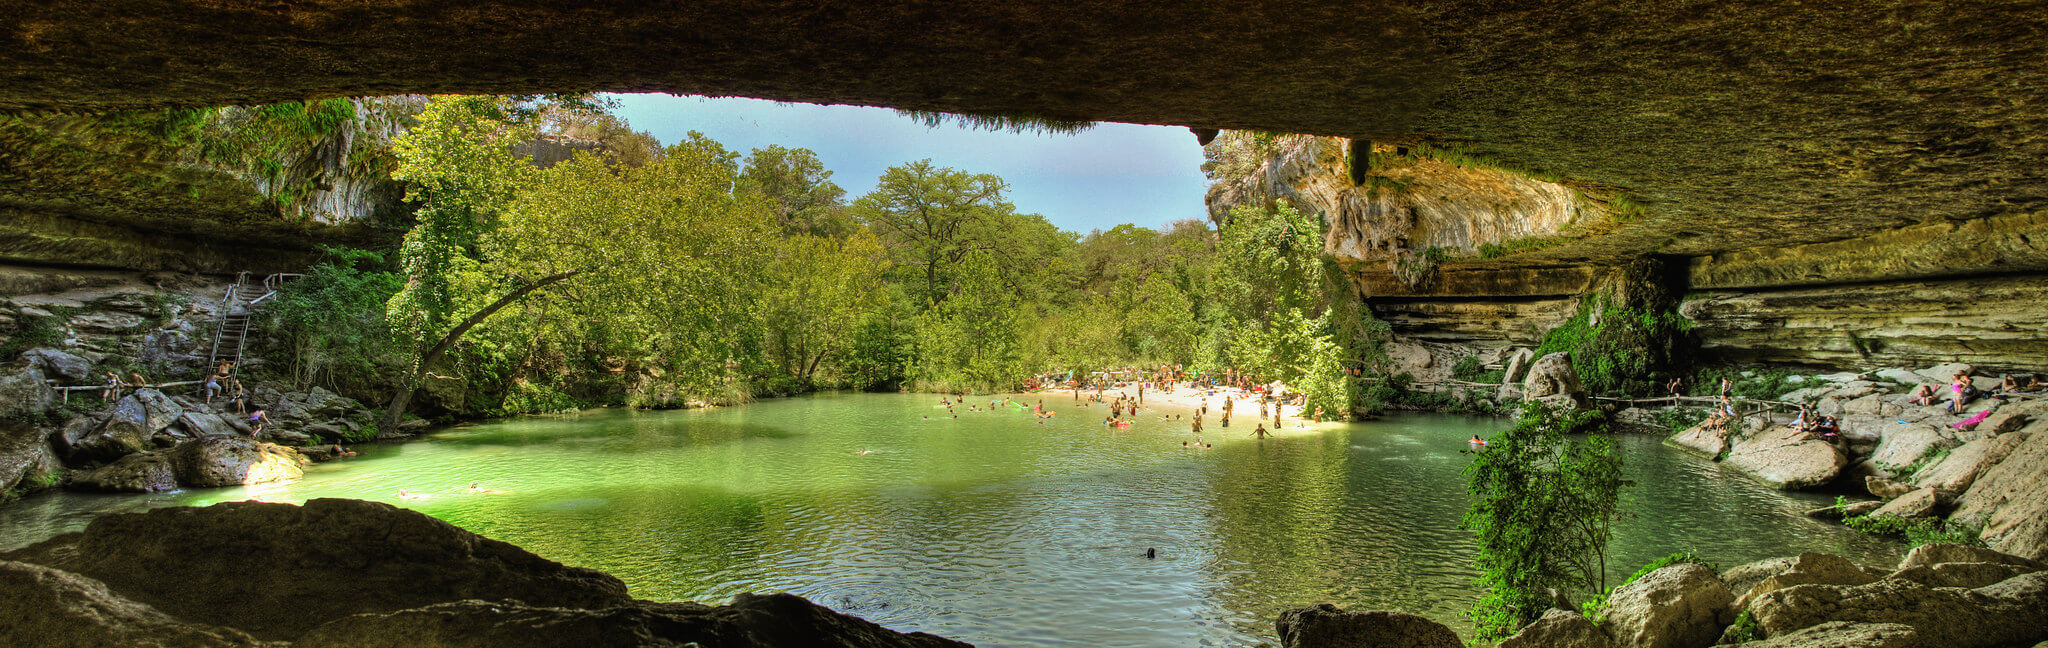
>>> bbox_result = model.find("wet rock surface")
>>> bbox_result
[296,594,973,648]
[1275,604,1463,648]
[0,498,974,648]
[0,559,279,648]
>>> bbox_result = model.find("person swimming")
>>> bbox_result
[465,482,507,494]
[397,489,430,501]
[1469,434,1487,446]
[855,448,874,455]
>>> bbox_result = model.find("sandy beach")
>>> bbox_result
[991,380,1338,440]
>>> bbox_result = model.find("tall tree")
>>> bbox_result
[739,145,850,237]
[854,160,1014,305]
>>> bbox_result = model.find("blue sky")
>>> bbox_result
[606,94,1212,234]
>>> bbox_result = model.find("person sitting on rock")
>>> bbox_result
[1814,416,1841,443]
[1910,383,1938,407]
[1999,374,2019,395]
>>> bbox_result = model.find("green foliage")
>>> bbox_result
[1688,367,1800,401]
[0,310,61,361]
[740,145,852,237]
[1463,401,1630,640]
[1452,355,1487,380]
[1725,610,1760,644]
[1535,296,1696,397]
[1843,515,1986,548]
[261,247,403,398]
[1622,550,1717,587]
[1656,408,1709,434]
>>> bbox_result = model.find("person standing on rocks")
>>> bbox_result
[101,371,122,403]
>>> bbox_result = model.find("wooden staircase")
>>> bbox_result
[207,272,301,380]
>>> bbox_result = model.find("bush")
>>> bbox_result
[1843,514,1986,548]
[1453,355,1486,380]
[1534,296,1695,398]
[1463,401,1629,640]
[1688,367,1801,401]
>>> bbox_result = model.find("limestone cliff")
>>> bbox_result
[0,98,418,274]
[1207,133,2048,375]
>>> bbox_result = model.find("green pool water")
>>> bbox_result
[0,392,1901,646]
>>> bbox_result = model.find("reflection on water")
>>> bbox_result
[0,393,1901,646]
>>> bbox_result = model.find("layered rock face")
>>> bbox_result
[0,498,969,648]
[1206,132,2048,380]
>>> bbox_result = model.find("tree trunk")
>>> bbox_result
[379,271,580,432]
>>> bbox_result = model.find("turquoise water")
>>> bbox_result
[0,393,1900,646]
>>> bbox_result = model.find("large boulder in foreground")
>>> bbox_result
[1667,423,1729,458]
[296,594,973,648]
[1749,571,2048,648]
[1949,419,2048,560]
[1601,562,1733,648]
[1275,604,1463,648]
[1729,553,1878,610]
[1499,608,1615,648]
[1721,429,1847,490]
[0,498,633,640]
[0,559,278,648]
[168,434,306,487]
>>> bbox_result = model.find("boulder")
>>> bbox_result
[1864,476,1913,500]
[168,435,307,487]
[1601,563,1733,648]
[1722,557,1796,599]
[1914,432,2027,492]
[0,560,278,648]
[1889,562,2036,589]
[1274,604,1463,648]
[1748,571,2048,648]
[1722,430,1847,490]
[259,428,314,446]
[296,594,972,648]
[1730,553,1879,610]
[175,410,237,438]
[63,388,182,462]
[1728,621,1919,648]
[1523,352,1587,408]
[1949,424,2048,560]
[66,451,177,493]
[0,498,634,641]
[0,360,56,419]
[1869,423,1956,475]
[1500,608,1615,648]
[1895,543,2045,572]
[0,420,58,493]
[1867,488,1952,519]
[21,348,93,382]
[1667,423,1730,457]
[1502,348,1534,384]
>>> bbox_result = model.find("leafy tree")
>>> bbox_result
[739,145,852,237]
[854,160,1016,305]
[262,248,402,397]
[760,232,892,386]
[1462,402,1629,640]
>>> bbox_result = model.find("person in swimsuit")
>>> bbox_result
[248,410,271,435]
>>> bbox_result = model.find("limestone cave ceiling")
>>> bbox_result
[3,0,2047,275]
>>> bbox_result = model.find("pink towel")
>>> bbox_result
[1953,409,1993,429]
